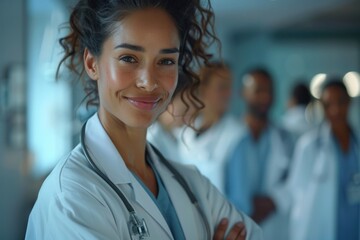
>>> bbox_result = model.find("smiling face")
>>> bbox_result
[84,8,180,129]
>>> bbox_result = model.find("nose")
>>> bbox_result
[136,65,159,92]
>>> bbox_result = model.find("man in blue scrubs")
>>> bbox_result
[225,67,292,240]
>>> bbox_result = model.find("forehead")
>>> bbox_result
[252,73,271,85]
[107,8,180,48]
[322,86,348,100]
[244,73,272,90]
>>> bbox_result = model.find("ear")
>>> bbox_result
[84,48,99,80]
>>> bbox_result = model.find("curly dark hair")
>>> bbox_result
[56,0,219,126]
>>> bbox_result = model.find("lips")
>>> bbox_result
[125,96,162,111]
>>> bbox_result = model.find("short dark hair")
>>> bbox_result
[321,77,350,98]
[291,82,312,106]
[245,67,273,83]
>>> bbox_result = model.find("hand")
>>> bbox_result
[213,218,246,240]
[251,195,276,223]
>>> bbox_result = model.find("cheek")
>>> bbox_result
[101,61,134,90]
[160,70,178,95]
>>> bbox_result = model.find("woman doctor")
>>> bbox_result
[288,79,360,240]
[25,0,262,239]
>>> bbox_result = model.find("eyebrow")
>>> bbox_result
[114,43,179,54]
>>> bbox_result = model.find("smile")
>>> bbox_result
[125,96,161,111]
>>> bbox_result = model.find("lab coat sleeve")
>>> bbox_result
[195,167,263,240]
[287,134,315,201]
[44,190,122,240]
[225,142,253,215]
[264,127,294,216]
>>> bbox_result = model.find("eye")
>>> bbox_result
[159,58,176,66]
[119,55,137,63]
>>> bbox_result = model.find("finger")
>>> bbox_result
[240,224,247,237]
[237,223,247,240]
[225,222,245,240]
[213,218,228,240]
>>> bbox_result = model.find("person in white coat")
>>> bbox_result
[25,1,262,239]
[177,62,243,193]
[288,79,360,240]
[281,82,314,144]
[225,67,292,240]
[147,72,193,163]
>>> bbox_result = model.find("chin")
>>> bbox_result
[126,113,159,129]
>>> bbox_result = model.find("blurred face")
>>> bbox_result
[84,8,180,129]
[201,68,232,116]
[321,86,350,127]
[243,73,273,119]
[166,91,195,126]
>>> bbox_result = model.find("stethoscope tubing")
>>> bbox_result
[80,121,211,239]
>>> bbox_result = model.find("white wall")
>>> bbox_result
[0,0,27,239]
[27,1,72,178]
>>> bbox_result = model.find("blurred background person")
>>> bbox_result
[225,67,291,240]
[147,72,194,163]
[177,62,243,193]
[281,82,314,144]
[287,79,360,240]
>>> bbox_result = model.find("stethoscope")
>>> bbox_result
[80,122,211,239]
[313,121,360,181]
[315,121,359,153]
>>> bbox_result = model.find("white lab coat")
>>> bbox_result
[177,114,243,193]
[147,121,182,163]
[281,106,314,144]
[287,122,360,240]
[26,114,262,240]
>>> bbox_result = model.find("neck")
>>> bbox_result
[245,113,268,141]
[331,122,351,152]
[98,108,147,173]
[158,110,177,132]
[200,108,223,130]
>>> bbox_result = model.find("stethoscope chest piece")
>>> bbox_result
[129,212,150,240]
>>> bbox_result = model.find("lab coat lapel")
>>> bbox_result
[265,127,289,191]
[148,146,201,240]
[302,123,337,240]
[130,173,174,239]
[158,165,201,239]
[318,124,337,239]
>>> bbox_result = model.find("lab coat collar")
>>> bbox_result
[84,113,132,184]
[85,114,174,238]
[319,121,333,145]
[147,145,201,240]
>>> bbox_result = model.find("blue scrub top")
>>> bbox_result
[131,160,186,240]
[334,136,360,240]
[225,128,270,215]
